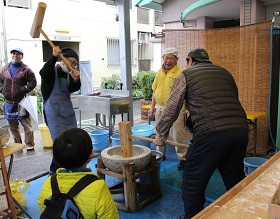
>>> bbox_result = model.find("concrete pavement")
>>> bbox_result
[3,99,145,182]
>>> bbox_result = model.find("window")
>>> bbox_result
[138,60,151,71]
[137,7,149,24]
[106,0,132,9]
[138,32,152,60]
[107,38,136,67]
[155,11,163,27]
[6,0,30,9]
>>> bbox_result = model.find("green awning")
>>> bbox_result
[180,0,221,21]
[134,0,222,20]
[134,0,162,11]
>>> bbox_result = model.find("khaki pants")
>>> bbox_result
[8,118,34,147]
[155,103,188,161]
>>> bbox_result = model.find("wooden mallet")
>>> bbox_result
[30,2,73,71]
[118,121,189,159]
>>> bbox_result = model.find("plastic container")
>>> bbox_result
[131,124,154,137]
[89,130,109,152]
[140,150,163,184]
[110,133,120,146]
[38,123,53,148]
[131,124,154,147]
[244,157,267,176]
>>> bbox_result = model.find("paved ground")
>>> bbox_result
[2,99,145,182]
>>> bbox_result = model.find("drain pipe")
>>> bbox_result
[270,11,280,150]
[0,1,8,66]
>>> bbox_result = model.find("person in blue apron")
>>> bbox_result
[40,46,81,174]
[0,48,37,151]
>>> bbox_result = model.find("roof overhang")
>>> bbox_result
[180,0,221,21]
[134,0,163,11]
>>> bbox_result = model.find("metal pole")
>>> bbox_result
[118,0,134,125]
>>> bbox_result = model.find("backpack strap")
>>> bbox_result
[67,174,99,198]
[50,174,99,198]
[50,173,60,196]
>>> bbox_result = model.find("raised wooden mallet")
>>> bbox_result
[30,2,73,71]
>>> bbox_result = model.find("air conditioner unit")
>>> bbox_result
[7,0,30,8]
[138,33,148,44]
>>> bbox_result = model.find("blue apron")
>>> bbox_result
[44,67,77,141]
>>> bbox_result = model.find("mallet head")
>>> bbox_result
[30,2,47,38]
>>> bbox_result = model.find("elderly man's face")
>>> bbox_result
[162,54,178,71]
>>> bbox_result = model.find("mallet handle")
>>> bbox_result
[130,135,189,148]
[39,28,73,71]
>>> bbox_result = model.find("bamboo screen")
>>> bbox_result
[162,22,271,155]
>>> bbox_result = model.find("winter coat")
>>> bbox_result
[37,170,119,219]
[0,62,37,103]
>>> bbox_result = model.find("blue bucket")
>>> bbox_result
[110,133,120,146]
[89,130,109,152]
[244,157,267,176]
[134,138,151,148]
[131,124,154,136]
[132,124,154,148]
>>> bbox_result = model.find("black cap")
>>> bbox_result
[188,48,209,62]
[10,48,24,55]
[61,47,79,61]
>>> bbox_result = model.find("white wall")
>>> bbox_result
[1,0,162,87]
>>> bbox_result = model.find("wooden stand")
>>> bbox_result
[97,154,162,212]
[0,140,17,218]
[97,121,162,212]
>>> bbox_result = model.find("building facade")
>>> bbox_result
[0,0,163,88]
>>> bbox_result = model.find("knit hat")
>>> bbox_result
[10,48,24,55]
[162,48,178,57]
[61,48,79,61]
[188,48,209,62]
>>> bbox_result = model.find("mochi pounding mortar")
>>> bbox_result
[101,121,152,173]
[101,121,188,173]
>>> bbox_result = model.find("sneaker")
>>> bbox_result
[26,145,34,151]
[177,160,185,170]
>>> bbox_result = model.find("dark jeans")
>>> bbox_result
[182,131,248,218]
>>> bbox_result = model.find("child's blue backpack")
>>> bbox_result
[40,174,99,219]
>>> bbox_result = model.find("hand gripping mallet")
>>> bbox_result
[30,2,73,71]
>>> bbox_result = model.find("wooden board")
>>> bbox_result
[193,151,280,218]
[268,183,280,219]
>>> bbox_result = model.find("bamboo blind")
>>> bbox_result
[162,22,271,154]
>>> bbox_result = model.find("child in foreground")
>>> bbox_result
[37,128,119,219]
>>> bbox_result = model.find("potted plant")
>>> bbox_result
[138,71,156,120]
